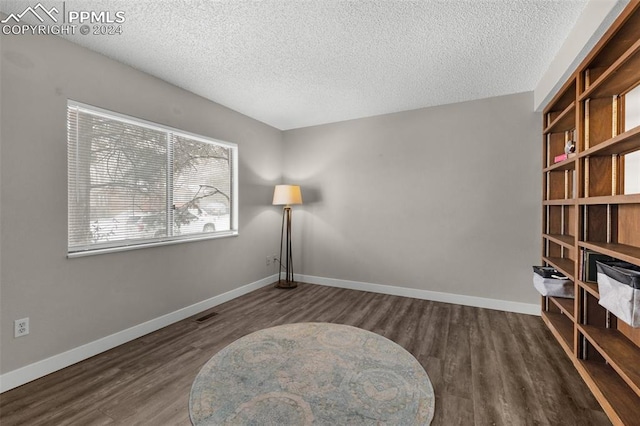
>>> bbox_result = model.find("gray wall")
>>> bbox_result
[1,34,283,373]
[1,34,543,376]
[283,92,542,304]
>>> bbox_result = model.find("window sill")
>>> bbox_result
[67,230,239,258]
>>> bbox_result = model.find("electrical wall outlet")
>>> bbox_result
[271,255,279,266]
[14,317,29,338]
[266,256,271,266]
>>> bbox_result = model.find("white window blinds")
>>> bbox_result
[67,101,237,256]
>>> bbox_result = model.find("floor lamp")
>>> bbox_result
[273,185,302,289]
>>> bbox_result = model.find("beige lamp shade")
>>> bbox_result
[273,185,303,206]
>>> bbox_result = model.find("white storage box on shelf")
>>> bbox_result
[532,268,574,298]
[596,261,640,328]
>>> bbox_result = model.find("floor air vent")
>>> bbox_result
[195,311,218,323]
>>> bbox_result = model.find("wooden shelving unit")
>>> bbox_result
[579,193,640,205]
[578,279,600,299]
[542,256,575,279]
[579,324,640,395]
[579,241,640,265]
[541,3,640,424]
[550,296,575,321]
[578,125,640,157]
[544,101,576,134]
[576,360,640,426]
[543,233,575,249]
[542,199,576,206]
[541,311,574,356]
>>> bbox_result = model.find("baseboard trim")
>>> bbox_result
[299,274,540,316]
[1,273,539,393]
[0,274,277,393]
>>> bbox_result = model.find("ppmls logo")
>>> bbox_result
[2,2,125,35]
[1,2,59,24]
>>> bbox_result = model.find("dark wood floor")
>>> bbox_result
[0,283,609,425]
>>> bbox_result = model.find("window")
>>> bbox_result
[67,101,238,256]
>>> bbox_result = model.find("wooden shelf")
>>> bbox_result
[578,125,640,157]
[579,194,640,205]
[579,241,640,266]
[543,199,576,206]
[544,157,576,172]
[544,101,576,134]
[543,256,575,280]
[578,280,600,299]
[541,311,574,357]
[541,4,640,424]
[576,360,640,426]
[580,38,640,100]
[550,296,575,322]
[543,233,575,249]
[578,324,640,397]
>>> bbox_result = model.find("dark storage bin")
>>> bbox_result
[533,266,564,279]
[596,261,640,328]
[532,266,573,298]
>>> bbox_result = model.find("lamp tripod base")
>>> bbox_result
[275,280,298,289]
[276,205,298,290]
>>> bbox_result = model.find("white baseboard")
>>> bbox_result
[298,274,540,316]
[0,274,277,393]
[1,272,539,393]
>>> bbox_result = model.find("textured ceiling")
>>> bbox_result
[1,0,589,130]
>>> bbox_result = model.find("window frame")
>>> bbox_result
[67,100,238,258]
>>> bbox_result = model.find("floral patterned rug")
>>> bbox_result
[189,322,435,425]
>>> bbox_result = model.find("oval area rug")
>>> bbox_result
[189,322,435,425]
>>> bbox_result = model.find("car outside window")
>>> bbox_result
[67,100,238,256]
